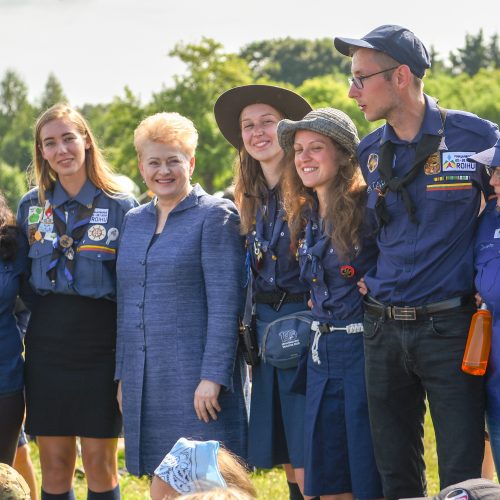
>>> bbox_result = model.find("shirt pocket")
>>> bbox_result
[425,189,475,226]
[28,242,55,290]
[75,250,116,292]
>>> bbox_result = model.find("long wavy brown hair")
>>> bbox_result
[0,191,18,260]
[282,140,367,260]
[233,148,279,235]
[31,103,124,205]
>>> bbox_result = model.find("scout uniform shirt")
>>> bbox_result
[17,179,137,300]
[358,94,500,306]
[475,200,500,418]
[0,234,27,394]
[247,187,308,295]
[297,211,378,324]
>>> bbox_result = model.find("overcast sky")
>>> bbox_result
[0,0,498,106]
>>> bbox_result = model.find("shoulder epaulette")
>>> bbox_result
[18,188,40,206]
[358,126,384,156]
[446,110,498,138]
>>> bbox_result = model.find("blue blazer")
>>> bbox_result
[116,185,248,475]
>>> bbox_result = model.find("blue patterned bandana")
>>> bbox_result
[154,438,227,494]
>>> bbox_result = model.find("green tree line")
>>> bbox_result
[1,31,499,209]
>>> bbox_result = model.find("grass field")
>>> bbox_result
[22,407,445,499]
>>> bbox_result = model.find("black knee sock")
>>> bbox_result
[287,481,304,500]
[87,485,120,500]
[41,489,75,500]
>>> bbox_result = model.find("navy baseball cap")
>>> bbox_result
[334,24,431,78]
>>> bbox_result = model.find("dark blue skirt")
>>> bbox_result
[304,328,383,498]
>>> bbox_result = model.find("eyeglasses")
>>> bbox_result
[348,66,400,90]
[485,166,500,180]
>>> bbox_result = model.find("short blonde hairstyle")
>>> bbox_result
[134,112,198,159]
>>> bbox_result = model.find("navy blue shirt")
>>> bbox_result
[474,200,500,417]
[0,234,27,394]
[17,180,137,300]
[247,188,308,295]
[358,95,500,306]
[298,212,378,324]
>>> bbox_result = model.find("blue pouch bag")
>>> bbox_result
[261,310,313,369]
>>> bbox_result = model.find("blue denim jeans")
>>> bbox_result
[363,303,485,500]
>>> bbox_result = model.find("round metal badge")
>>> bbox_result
[88,224,106,242]
[59,234,74,248]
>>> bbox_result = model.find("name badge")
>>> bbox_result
[90,208,109,224]
[494,228,500,239]
[442,152,476,172]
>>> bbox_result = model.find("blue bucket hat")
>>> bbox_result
[468,138,500,167]
[334,24,431,78]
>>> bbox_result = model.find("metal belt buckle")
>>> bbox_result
[392,306,417,321]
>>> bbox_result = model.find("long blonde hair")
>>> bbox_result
[282,140,367,260]
[32,103,124,204]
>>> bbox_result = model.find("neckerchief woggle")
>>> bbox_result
[300,218,332,283]
[301,217,357,281]
[254,204,286,259]
[246,204,286,285]
[46,190,101,285]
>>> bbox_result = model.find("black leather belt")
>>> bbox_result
[255,291,308,311]
[364,295,473,321]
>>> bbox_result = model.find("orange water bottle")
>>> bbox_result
[462,303,492,376]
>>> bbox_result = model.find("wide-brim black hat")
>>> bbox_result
[214,84,312,149]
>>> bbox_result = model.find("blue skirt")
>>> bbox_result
[247,301,307,469]
[304,328,383,498]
